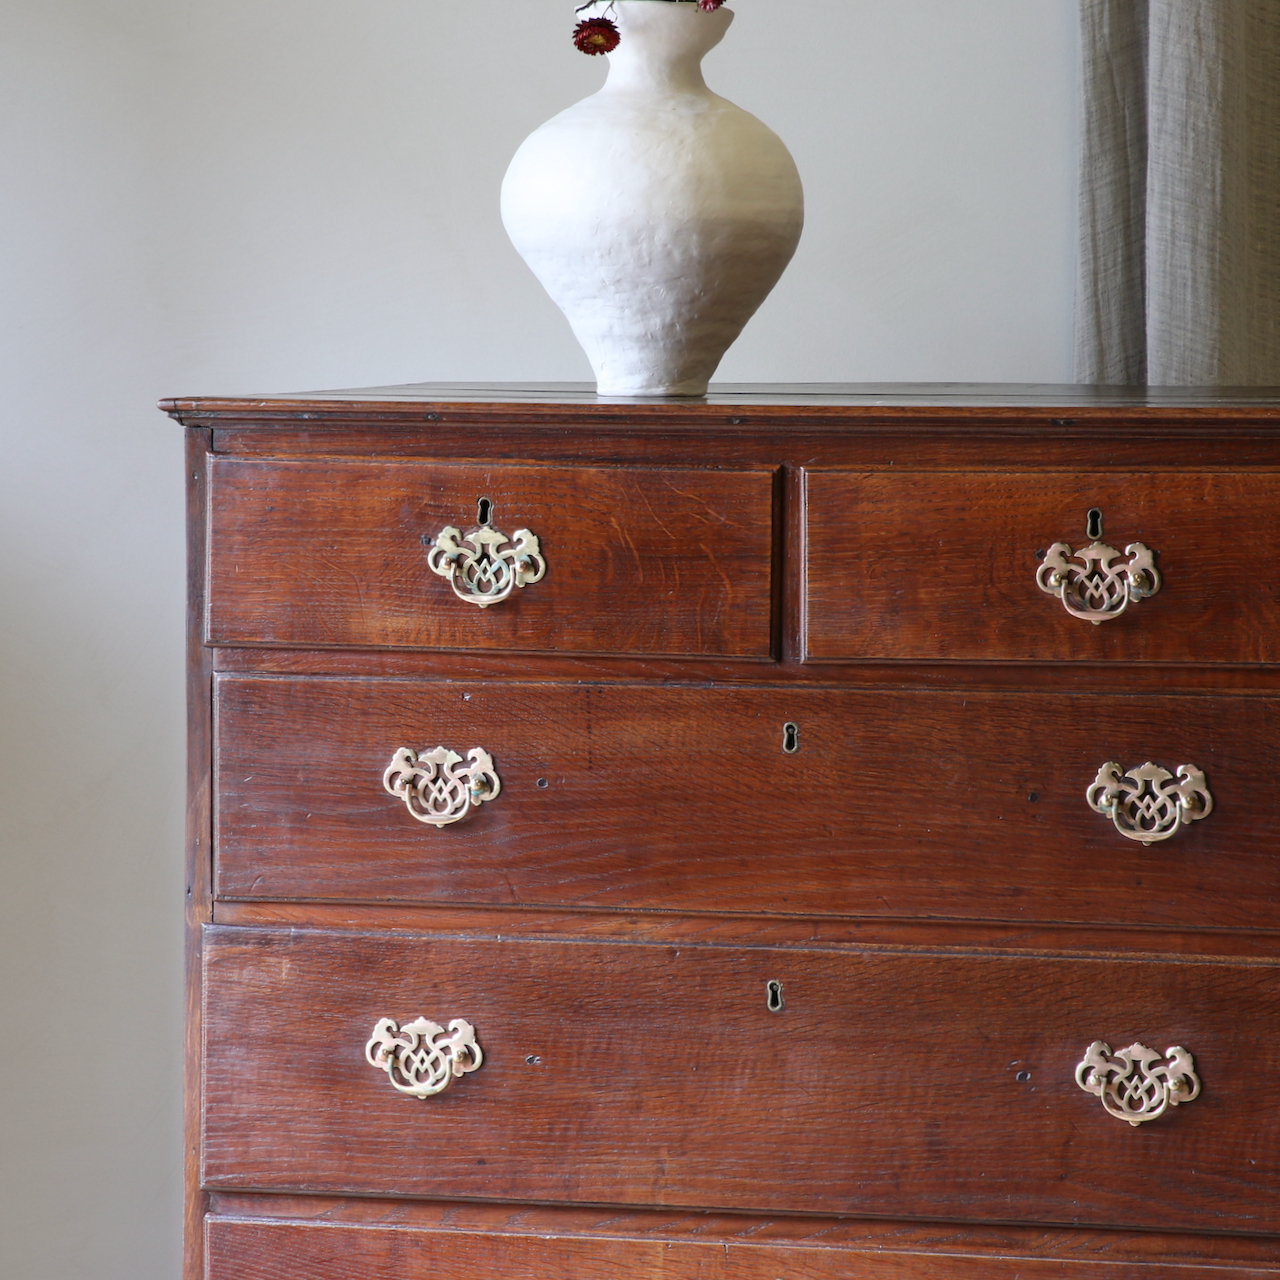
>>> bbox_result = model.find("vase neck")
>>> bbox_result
[600,2,732,95]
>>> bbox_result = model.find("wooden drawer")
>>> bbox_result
[202,926,1280,1233]
[215,675,1280,931]
[205,1214,1280,1279]
[206,457,776,658]
[803,470,1280,663]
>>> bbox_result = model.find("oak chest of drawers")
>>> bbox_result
[165,384,1280,1280]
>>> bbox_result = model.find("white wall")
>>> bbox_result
[0,2,1078,1275]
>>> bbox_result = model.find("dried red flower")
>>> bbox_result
[697,0,725,10]
[573,17,621,55]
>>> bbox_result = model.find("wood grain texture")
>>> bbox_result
[202,926,1280,1233]
[215,675,1280,930]
[210,901,1280,963]
[212,643,1280,694]
[185,430,214,1280]
[205,425,1280,485]
[205,1216,1280,1279]
[207,1194,1280,1271]
[206,457,777,658]
[804,470,1280,663]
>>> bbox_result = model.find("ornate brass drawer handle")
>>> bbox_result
[366,1017,484,1099]
[1087,761,1212,845]
[426,519,546,608]
[1036,540,1160,623]
[384,746,501,827]
[1075,1041,1200,1126]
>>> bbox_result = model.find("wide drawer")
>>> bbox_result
[202,927,1280,1233]
[205,1214,1280,1279]
[216,675,1280,931]
[206,457,776,657]
[803,470,1280,663]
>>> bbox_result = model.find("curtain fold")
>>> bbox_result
[1075,0,1280,385]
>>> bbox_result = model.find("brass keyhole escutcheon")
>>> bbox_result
[782,722,799,754]
[766,980,785,1013]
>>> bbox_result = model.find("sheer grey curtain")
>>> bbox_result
[1075,0,1280,384]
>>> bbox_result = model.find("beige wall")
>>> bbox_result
[0,2,1077,1275]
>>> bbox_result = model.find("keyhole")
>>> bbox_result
[1086,507,1103,540]
[766,980,785,1013]
[782,722,799,754]
[477,496,493,527]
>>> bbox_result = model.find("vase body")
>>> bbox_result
[500,2,803,397]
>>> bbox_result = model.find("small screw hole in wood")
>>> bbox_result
[766,980,785,1012]
[536,778,549,789]
[782,723,800,754]
[1016,1071,1032,1082]
[1087,508,1103,539]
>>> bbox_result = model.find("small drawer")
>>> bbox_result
[803,470,1280,663]
[202,926,1280,1233]
[215,675,1280,931]
[206,457,777,658]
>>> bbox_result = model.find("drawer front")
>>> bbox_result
[205,1217,1280,1280]
[216,675,1280,931]
[803,470,1280,663]
[207,457,776,657]
[202,927,1280,1232]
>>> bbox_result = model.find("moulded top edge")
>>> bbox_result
[159,381,1280,417]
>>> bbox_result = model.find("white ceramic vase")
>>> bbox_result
[500,1,803,397]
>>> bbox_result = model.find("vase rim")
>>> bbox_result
[590,0,733,81]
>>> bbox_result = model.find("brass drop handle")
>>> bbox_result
[1036,510,1160,623]
[1037,541,1160,622]
[1075,1041,1200,1126]
[1087,761,1212,844]
[366,1017,484,1099]
[384,746,500,827]
[425,500,546,608]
